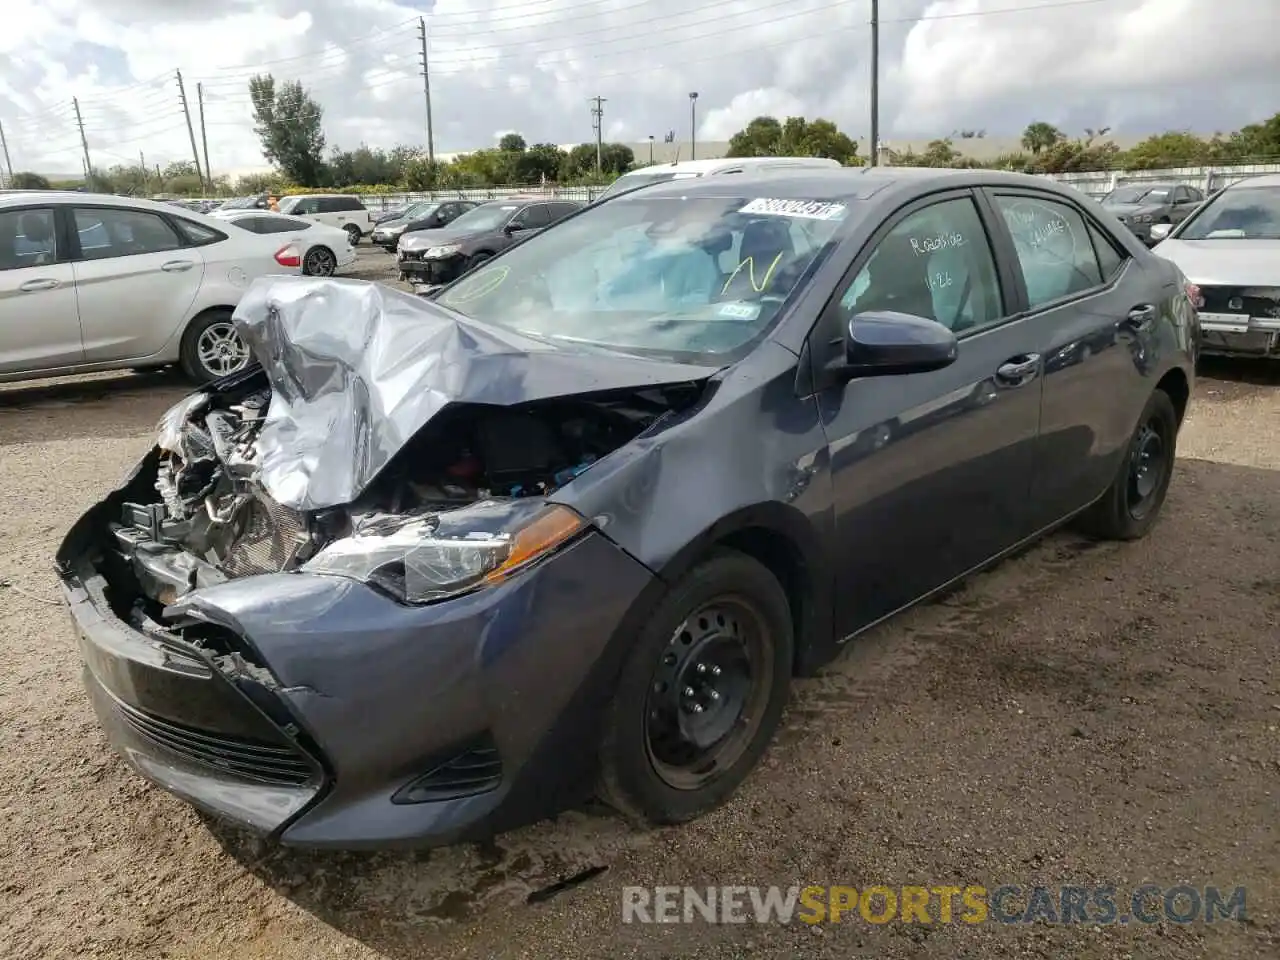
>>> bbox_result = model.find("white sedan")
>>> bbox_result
[209,209,356,278]
[0,192,304,384]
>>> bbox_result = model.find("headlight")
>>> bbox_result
[303,501,586,604]
[425,243,462,258]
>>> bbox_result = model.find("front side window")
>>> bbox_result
[74,208,182,260]
[437,193,852,362]
[281,197,319,216]
[840,197,1004,333]
[0,208,57,270]
[1176,185,1280,240]
[517,205,552,229]
[995,195,1104,308]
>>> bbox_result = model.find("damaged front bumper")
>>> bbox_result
[58,478,657,849]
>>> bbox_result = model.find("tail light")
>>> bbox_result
[1185,282,1203,309]
[275,244,301,268]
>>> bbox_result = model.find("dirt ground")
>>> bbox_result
[1,251,1277,959]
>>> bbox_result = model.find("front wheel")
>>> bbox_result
[597,549,793,825]
[1076,389,1178,540]
[344,224,362,246]
[179,310,252,384]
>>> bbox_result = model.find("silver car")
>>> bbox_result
[1151,174,1280,359]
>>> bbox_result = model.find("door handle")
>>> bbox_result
[1125,304,1157,330]
[161,260,195,272]
[19,278,60,291]
[995,354,1041,385]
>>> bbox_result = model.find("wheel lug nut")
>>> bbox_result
[711,665,722,676]
[708,689,720,701]
[692,703,704,713]
[696,663,707,674]
[683,686,695,697]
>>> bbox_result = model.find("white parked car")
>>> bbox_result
[275,194,375,247]
[211,210,355,277]
[0,191,304,385]
[593,156,844,202]
[1151,173,1280,360]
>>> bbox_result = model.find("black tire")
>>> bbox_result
[597,549,793,826]
[303,245,336,277]
[178,309,251,385]
[1076,389,1178,540]
[344,224,362,246]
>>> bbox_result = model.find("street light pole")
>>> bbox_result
[648,135,654,165]
[688,92,699,161]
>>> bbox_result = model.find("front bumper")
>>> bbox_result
[372,231,403,250]
[1195,288,1280,357]
[61,507,657,848]
[398,251,466,285]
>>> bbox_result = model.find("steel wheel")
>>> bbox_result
[195,321,251,379]
[304,246,336,276]
[643,597,773,792]
[1126,416,1169,520]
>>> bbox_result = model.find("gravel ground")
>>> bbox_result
[1,250,1277,959]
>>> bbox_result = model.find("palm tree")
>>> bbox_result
[1021,122,1065,155]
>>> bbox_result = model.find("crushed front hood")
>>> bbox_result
[228,276,715,511]
[1154,239,1280,286]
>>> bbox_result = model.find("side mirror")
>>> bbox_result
[504,222,521,234]
[834,311,958,378]
[1149,222,1173,243]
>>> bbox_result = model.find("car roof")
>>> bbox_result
[0,191,211,214]
[619,157,840,176]
[1227,173,1280,189]
[605,166,1086,204]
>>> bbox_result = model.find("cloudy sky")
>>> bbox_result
[1,0,1276,177]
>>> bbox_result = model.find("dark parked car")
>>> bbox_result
[1101,182,1203,245]
[58,168,1195,849]
[373,205,409,226]
[370,199,478,251]
[397,196,584,288]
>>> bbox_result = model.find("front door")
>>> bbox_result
[70,206,206,364]
[0,206,82,375]
[813,191,1045,637]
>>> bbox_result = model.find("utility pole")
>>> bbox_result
[73,98,94,185]
[589,96,606,173]
[688,92,699,161]
[869,0,880,166]
[197,82,212,191]
[175,70,205,189]
[0,120,13,188]
[139,150,147,193]
[418,17,436,165]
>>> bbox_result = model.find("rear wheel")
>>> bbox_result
[597,549,793,825]
[1076,389,1178,540]
[303,246,336,276]
[179,309,251,385]
[344,224,362,246]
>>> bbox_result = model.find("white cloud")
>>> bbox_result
[0,0,1274,178]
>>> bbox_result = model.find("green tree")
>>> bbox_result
[498,132,527,153]
[519,143,566,183]
[249,74,327,186]
[1021,121,1065,155]
[727,116,785,157]
[10,172,52,189]
[1122,132,1209,170]
[1229,111,1280,159]
[562,143,599,179]
[328,144,400,186]
[106,163,149,196]
[599,142,635,176]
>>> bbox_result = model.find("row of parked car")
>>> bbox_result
[2,163,1276,389]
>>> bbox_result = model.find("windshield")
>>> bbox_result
[276,196,302,213]
[219,196,258,210]
[1104,186,1169,204]
[1177,186,1280,240]
[436,193,852,363]
[597,171,698,201]
[444,202,519,233]
[400,201,440,220]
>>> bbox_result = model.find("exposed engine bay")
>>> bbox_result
[108,380,695,611]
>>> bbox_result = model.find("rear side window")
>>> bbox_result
[74,208,182,260]
[287,197,320,215]
[171,217,225,245]
[549,202,580,222]
[259,216,311,234]
[994,195,1104,309]
[0,208,57,270]
[1086,220,1127,281]
[326,197,364,212]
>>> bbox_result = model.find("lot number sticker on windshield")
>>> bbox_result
[739,198,847,220]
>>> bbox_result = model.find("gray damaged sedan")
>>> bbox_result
[58,168,1197,849]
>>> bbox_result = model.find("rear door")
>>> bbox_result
[982,188,1156,529]
[813,189,1045,636]
[70,205,206,363]
[0,205,82,375]
[1170,186,1199,224]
